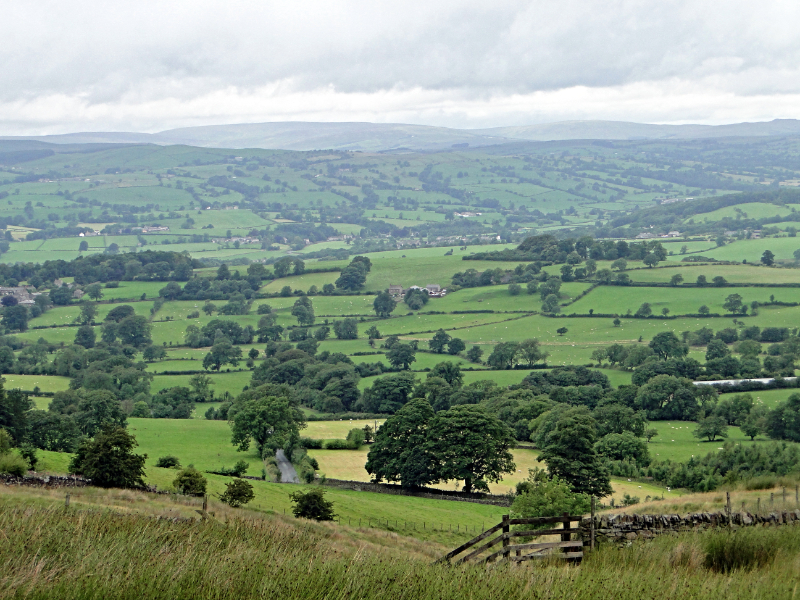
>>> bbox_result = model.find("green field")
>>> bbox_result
[688,202,793,223]
[568,285,800,315]
[626,264,800,284]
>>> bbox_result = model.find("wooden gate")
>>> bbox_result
[437,513,585,565]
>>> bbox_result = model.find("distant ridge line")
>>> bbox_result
[2,119,800,152]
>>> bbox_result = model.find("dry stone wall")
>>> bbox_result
[320,478,512,506]
[581,509,800,543]
[1,473,90,488]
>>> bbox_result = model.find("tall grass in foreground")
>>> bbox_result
[2,502,800,600]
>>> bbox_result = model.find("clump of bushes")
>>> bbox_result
[156,455,181,469]
[207,460,249,477]
[291,447,319,484]
[289,488,335,521]
[321,439,358,450]
[264,455,281,482]
[299,437,323,449]
[0,429,34,476]
[0,453,28,477]
[219,478,254,508]
[173,466,207,496]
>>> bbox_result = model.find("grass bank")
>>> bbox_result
[2,495,800,600]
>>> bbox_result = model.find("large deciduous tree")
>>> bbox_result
[291,296,315,326]
[539,407,612,497]
[517,338,548,367]
[203,337,243,371]
[332,318,358,340]
[360,372,416,413]
[2,305,28,332]
[373,292,396,318]
[229,394,305,455]
[69,426,147,489]
[428,329,451,354]
[649,331,687,360]
[366,398,437,487]
[115,315,152,347]
[487,342,519,369]
[386,343,416,370]
[426,406,516,493]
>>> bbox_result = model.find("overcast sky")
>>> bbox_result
[2,0,800,134]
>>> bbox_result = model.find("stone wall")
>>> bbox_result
[580,509,800,543]
[320,478,512,506]
[1,473,90,488]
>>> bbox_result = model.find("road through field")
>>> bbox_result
[276,449,300,483]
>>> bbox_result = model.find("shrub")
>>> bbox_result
[289,487,336,521]
[68,427,147,489]
[291,447,317,484]
[299,437,323,449]
[743,475,777,490]
[322,439,358,450]
[18,444,38,470]
[173,466,207,496]
[0,428,12,454]
[208,460,249,477]
[156,455,181,469]
[511,468,590,528]
[219,478,255,508]
[0,452,28,477]
[346,428,366,448]
[187,311,200,319]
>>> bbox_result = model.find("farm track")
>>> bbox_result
[275,449,300,483]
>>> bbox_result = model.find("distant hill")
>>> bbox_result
[474,119,800,141]
[3,119,800,151]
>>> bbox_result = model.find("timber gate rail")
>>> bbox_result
[437,513,588,565]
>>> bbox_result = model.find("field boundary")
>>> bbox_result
[319,477,512,506]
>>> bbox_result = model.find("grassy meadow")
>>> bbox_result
[3,485,800,600]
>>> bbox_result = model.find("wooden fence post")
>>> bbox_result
[65,493,70,508]
[561,512,571,557]
[590,496,595,551]
[202,495,208,514]
[796,485,799,507]
[726,492,731,526]
[501,515,510,562]
[757,497,761,513]
[782,487,786,504]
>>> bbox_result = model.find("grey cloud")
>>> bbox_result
[0,0,799,131]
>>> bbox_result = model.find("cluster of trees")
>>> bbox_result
[428,329,466,355]
[0,250,197,290]
[0,294,52,334]
[465,235,667,267]
[592,325,800,382]
[485,339,549,369]
[250,344,362,414]
[184,319,255,348]
[159,266,261,302]
[334,256,371,291]
[365,399,516,493]
[609,439,800,493]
